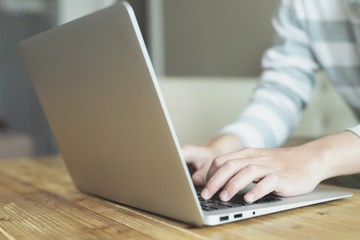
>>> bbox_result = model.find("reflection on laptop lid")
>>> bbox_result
[18,1,352,226]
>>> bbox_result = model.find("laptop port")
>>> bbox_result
[234,213,243,219]
[219,216,229,222]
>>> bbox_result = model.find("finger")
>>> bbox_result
[219,164,273,201]
[192,169,207,186]
[244,173,280,202]
[206,148,261,180]
[202,160,247,199]
[206,155,232,181]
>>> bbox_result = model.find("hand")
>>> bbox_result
[182,135,244,186]
[182,144,216,186]
[201,145,324,203]
[201,130,360,202]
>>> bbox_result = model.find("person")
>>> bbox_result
[183,0,360,203]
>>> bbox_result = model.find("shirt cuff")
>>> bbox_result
[347,124,360,138]
[217,122,267,148]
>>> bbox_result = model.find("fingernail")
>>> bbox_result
[201,188,210,200]
[220,190,229,201]
[245,192,255,202]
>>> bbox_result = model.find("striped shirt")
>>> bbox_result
[220,0,360,148]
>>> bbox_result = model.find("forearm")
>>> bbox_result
[303,131,360,181]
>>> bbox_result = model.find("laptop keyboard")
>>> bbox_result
[196,187,281,211]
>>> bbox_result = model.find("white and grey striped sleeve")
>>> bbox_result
[219,0,320,148]
[348,125,360,139]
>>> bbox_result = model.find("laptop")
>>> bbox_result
[18,1,352,226]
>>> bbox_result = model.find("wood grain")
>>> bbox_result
[0,156,359,239]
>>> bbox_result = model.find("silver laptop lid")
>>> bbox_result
[19,2,204,226]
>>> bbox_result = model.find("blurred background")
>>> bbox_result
[0,0,356,159]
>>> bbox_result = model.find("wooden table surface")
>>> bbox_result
[0,156,359,239]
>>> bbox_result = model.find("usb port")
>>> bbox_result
[234,213,243,219]
[219,216,229,222]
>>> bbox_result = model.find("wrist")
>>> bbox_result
[302,131,360,182]
[203,134,244,156]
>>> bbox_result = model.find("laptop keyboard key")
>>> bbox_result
[196,187,281,211]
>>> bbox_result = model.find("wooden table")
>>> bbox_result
[0,156,359,239]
